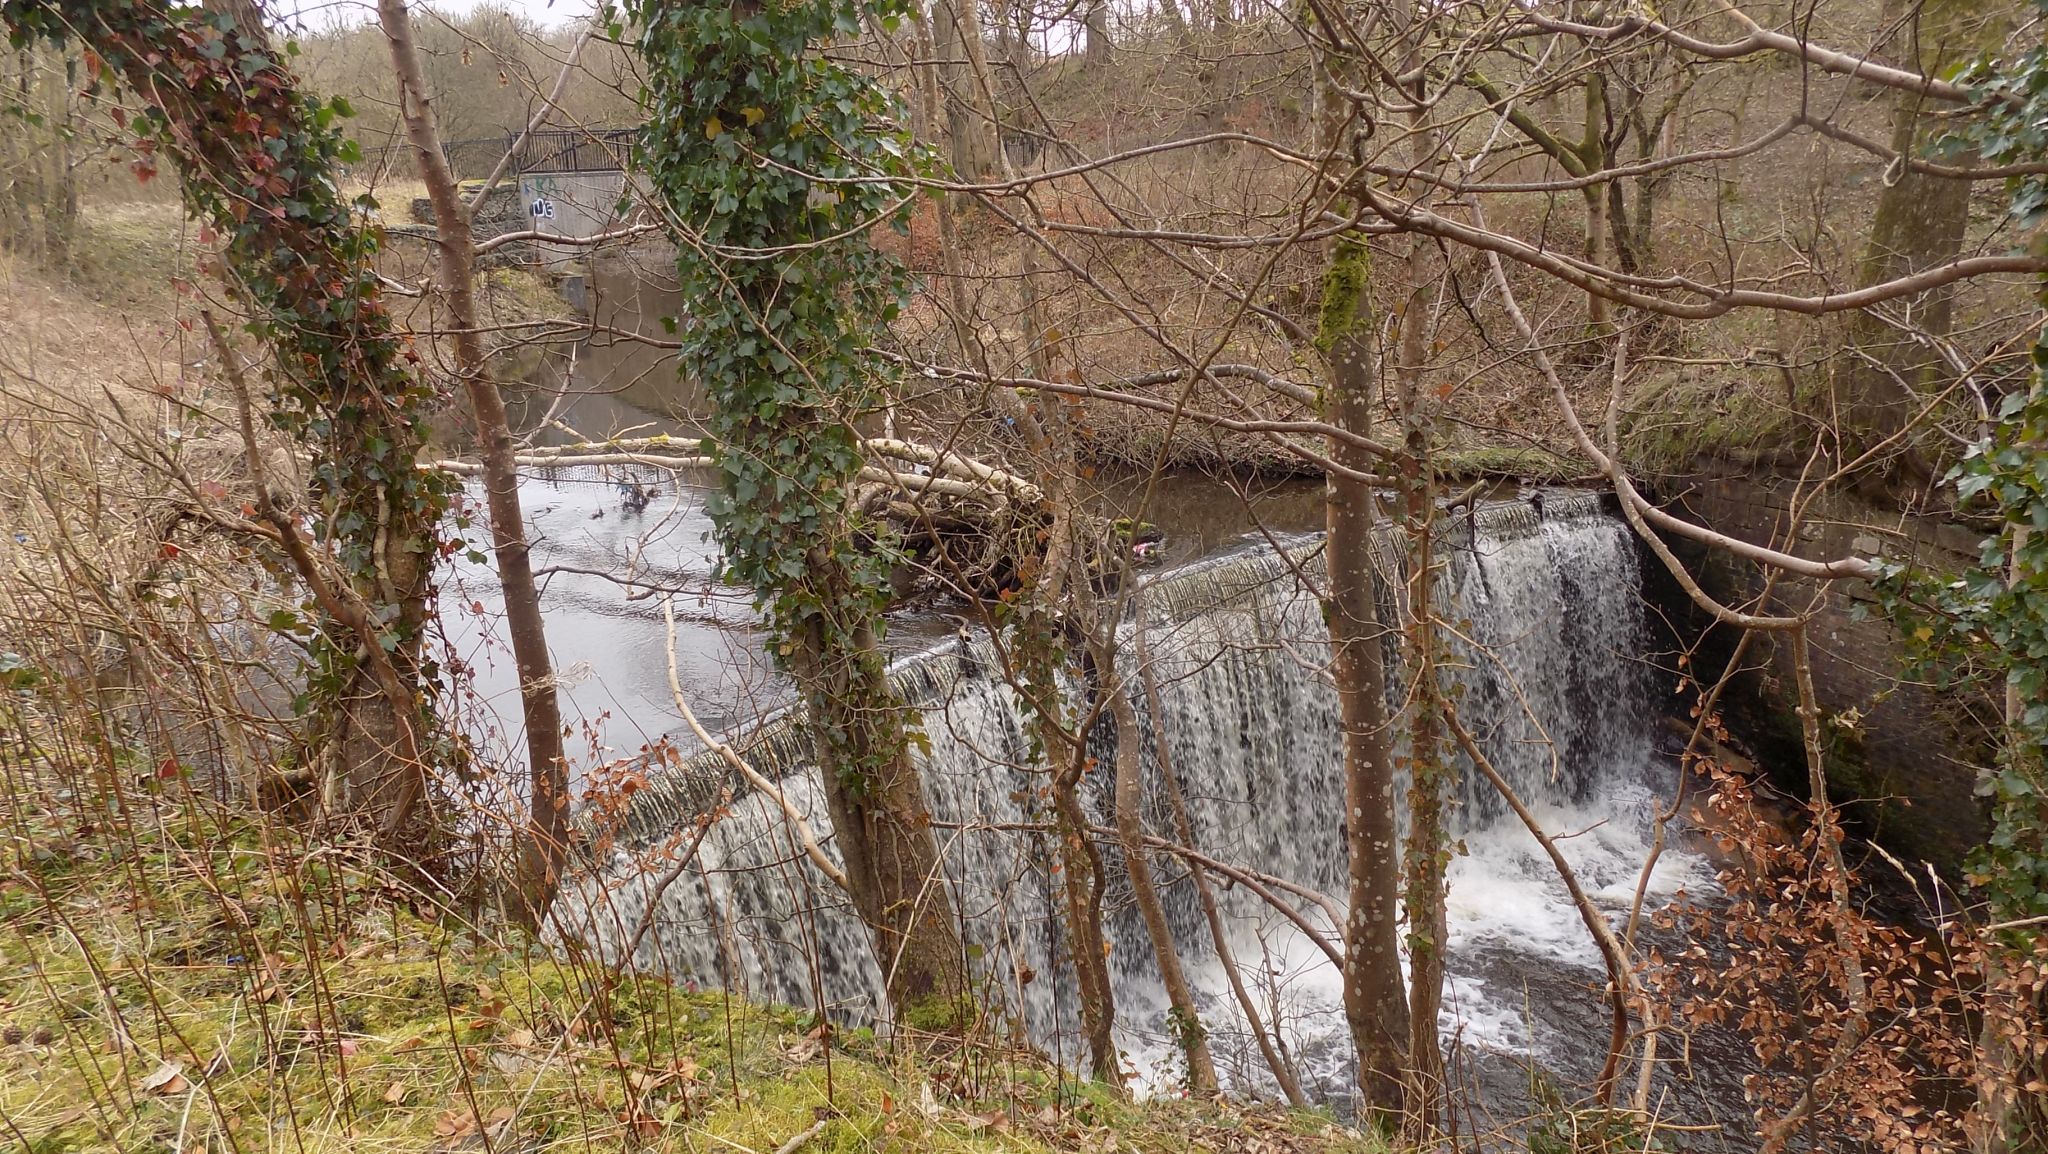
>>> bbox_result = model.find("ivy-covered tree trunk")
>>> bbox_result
[1,0,450,848]
[632,0,968,1023]
[791,614,966,1019]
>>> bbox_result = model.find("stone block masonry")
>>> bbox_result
[1654,461,1994,875]
[409,181,532,268]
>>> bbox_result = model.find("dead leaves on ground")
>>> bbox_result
[432,1103,516,1150]
[136,1059,188,1096]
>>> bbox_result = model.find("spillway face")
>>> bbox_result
[553,490,1662,1094]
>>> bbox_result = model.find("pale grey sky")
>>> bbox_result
[275,0,596,33]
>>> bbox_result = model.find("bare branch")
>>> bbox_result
[473,222,661,257]
[661,596,850,894]
[1518,6,1976,105]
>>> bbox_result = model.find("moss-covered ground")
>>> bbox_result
[0,715,1381,1154]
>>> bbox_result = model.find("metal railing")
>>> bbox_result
[506,127,639,175]
[349,127,640,182]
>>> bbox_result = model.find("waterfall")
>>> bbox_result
[553,490,1699,1099]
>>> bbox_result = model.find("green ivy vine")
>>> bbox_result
[1,2,450,744]
[624,0,925,788]
[1872,2,2048,925]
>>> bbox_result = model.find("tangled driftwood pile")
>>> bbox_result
[433,437,1151,604]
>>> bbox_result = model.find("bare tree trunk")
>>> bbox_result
[1321,236,1410,1122]
[1464,66,1613,336]
[1395,314,1447,1137]
[1036,526,1121,1084]
[2,52,25,248]
[1385,11,1449,1129]
[1156,0,1189,40]
[1578,71,1611,334]
[1046,731,1122,1081]
[1758,629,1873,1151]
[1311,20,1409,1124]
[377,0,568,927]
[1084,0,1112,65]
[932,17,1118,1067]
[1032,421,1120,1084]
[1841,100,1970,483]
[1839,0,1979,486]
[1008,205,1123,1084]
[928,0,998,179]
[1105,645,1218,1094]
[43,52,75,260]
[1608,66,1685,277]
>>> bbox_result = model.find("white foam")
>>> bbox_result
[1445,782,1715,971]
[556,497,1711,1103]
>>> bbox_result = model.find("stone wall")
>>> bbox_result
[1650,462,1995,875]
[408,182,531,268]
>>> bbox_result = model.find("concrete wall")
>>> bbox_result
[517,171,650,271]
[407,174,648,271]
[1651,462,1996,875]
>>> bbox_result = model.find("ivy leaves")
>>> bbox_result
[1876,354,2048,924]
[1950,10,2048,239]
[1877,2,2048,923]
[629,0,926,784]
[4,1,448,719]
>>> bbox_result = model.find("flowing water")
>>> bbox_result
[437,457,1324,767]
[440,270,1761,1140]
[438,465,776,766]
[541,489,1749,1137]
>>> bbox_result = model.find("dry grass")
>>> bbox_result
[342,176,434,224]
[0,236,314,805]
[0,248,189,407]
[0,701,1382,1154]
[62,198,201,310]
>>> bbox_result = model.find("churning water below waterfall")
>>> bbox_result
[552,491,1722,1120]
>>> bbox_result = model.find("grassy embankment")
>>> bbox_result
[0,693,1377,1154]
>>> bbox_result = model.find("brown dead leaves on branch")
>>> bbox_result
[1651,760,2046,1152]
